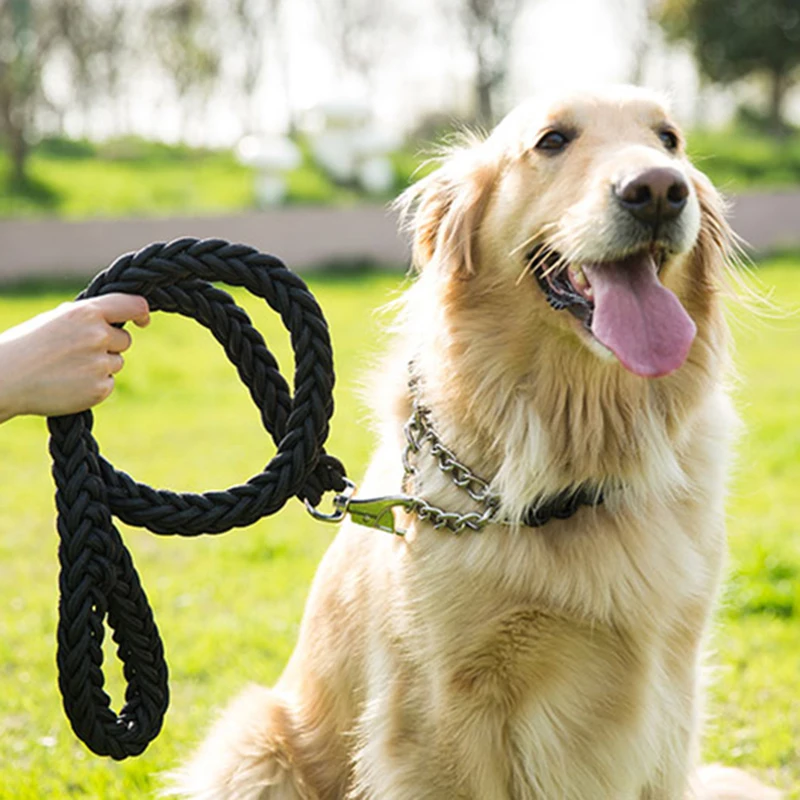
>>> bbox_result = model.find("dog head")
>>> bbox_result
[400,85,733,382]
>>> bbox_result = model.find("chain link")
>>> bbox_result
[309,372,602,536]
[402,382,501,534]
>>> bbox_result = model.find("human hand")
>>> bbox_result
[0,294,150,422]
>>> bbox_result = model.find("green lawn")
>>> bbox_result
[0,263,797,797]
[688,129,800,193]
[2,127,800,220]
[0,136,354,219]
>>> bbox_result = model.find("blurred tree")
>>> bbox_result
[0,0,60,184]
[149,0,222,140]
[625,0,660,85]
[660,0,800,134]
[266,0,297,134]
[51,0,130,135]
[314,0,392,95]
[450,0,526,126]
[228,0,282,133]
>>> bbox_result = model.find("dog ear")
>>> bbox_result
[396,145,498,277]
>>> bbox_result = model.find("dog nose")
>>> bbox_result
[614,167,689,226]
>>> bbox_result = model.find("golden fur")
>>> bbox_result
[171,87,780,799]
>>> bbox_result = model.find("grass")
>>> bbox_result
[688,128,800,193]
[0,136,353,219]
[0,262,798,797]
[3,126,800,220]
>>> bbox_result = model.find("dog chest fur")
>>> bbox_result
[330,389,731,799]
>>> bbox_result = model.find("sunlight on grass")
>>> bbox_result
[0,138,355,219]
[0,263,797,797]
[3,127,800,220]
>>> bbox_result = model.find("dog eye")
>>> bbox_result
[535,130,571,153]
[658,129,679,152]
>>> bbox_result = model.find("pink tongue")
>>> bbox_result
[583,253,696,378]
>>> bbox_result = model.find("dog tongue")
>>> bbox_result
[583,253,696,378]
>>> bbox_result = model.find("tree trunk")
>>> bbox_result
[475,47,495,128]
[9,126,29,185]
[0,82,30,185]
[476,78,493,127]
[768,68,788,137]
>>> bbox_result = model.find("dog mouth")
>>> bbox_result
[530,247,603,324]
[528,245,697,378]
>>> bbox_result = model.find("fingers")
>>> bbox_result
[107,325,132,354]
[89,294,150,328]
[96,375,116,405]
[107,353,125,375]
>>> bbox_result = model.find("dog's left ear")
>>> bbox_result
[396,144,499,277]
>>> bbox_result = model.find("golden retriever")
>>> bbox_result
[171,86,781,799]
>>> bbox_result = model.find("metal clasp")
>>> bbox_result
[346,494,415,535]
[305,479,413,536]
[304,479,357,524]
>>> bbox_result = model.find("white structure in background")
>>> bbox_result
[304,100,399,195]
[236,135,302,207]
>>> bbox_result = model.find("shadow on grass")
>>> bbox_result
[0,275,88,298]
[301,259,408,284]
[0,172,63,216]
[758,246,800,263]
[0,263,408,298]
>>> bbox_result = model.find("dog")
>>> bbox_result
[170,86,781,799]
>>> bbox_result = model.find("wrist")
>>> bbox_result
[0,384,21,423]
[0,343,26,423]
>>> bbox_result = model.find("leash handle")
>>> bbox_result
[48,238,346,759]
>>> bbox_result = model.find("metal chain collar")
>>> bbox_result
[397,392,605,532]
[400,391,501,533]
[307,375,502,535]
[306,372,603,536]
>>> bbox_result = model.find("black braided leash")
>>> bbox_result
[47,237,347,760]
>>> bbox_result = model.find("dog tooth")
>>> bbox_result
[569,266,588,289]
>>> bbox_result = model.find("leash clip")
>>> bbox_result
[305,479,412,535]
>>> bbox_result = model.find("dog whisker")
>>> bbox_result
[510,223,558,258]
[540,250,571,280]
[518,242,563,285]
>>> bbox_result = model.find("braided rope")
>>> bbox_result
[47,238,347,759]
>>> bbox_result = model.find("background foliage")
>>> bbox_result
[2,126,800,220]
[660,0,800,134]
[3,0,800,198]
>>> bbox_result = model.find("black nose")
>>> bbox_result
[613,167,689,226]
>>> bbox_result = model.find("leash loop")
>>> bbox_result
[304,478,357,523]
[47,237,346,759]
